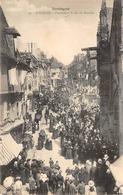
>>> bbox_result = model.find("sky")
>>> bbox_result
[1,0,114,65]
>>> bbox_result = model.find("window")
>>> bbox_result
[6,34,15,57]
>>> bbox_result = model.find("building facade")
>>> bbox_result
[0,6,28,181]
[68,52,98,88]
[97,0,123,155]
[97,0,113,142]
[0,7,28,136]
[50,58,63,89]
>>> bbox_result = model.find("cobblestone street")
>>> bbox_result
[27,109,73,176]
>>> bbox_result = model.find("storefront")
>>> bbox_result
[0,134,22,182]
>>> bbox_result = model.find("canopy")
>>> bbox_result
[0,134,22,166]
[109,155,123,186]
[0,184,6,194]
[3,176,14,189]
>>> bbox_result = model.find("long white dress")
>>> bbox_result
[85,185,97,195]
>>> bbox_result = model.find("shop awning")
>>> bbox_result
[109,155,123,186]
[0,134,22,166]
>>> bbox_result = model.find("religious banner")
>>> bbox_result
[8,68,18,86]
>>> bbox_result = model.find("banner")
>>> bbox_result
[20,70,27,85]
[8,68,18,85]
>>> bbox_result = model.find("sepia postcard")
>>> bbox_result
[0,0,123,194]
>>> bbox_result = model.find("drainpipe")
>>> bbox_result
[119,0,123,155]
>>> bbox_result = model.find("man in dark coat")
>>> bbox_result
[45,107,49,124]
[49,158,54,168]
[49,113,54,132]
[50,172,58,193]
[39,180,49,195]
[31,160,38,180]
[25,159,31,183]
[57,171,64,188]
[65,177,70,195]
[104,169,116,195]
[18,162,26,184]
[69,180,77,195]
[94,159,105,187]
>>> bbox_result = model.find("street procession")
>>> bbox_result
[1,0,123,194]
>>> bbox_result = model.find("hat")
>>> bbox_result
[88,180,94,187]
[102,145,106,149]
[81,164,85,169]
[105,160,110,167]
[106,169,111,174]
[98,159,102,164]
[88,161,92,166]
[40,173,48,182]
[16,176,21,180]
[86,160,91,165]
[103,154,109,160]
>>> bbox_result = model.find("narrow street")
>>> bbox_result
[27,108,73,177]
[1,0,123,194]
[21,108,74,195]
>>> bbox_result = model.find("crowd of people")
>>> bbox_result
[2,153,120,195]
[1,83,121,194]
[48,101,118,164]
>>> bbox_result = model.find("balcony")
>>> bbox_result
[0,85,24,95]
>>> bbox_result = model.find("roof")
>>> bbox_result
[82,47,97,51]
[39,58,51,69]
[19,52,39,69]
[16,50,31,71]
[0,6,8,29]
[0,6,17,62]
[4,27,20,38]
[0,134,22,166]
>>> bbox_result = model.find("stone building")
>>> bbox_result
[97,0,113,142]
[97,0,123,155]
[0,6,29,135]
[50,57,64,89]
[109,0,123,155]
[0,6,29,181]
[68,52,98,88]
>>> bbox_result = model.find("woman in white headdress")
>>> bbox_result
[85,180,97,195]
